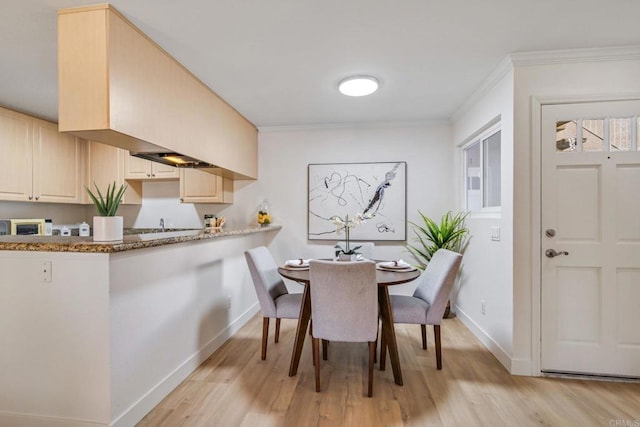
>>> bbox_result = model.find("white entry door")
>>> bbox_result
[541,100,640,378]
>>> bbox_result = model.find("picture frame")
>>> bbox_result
[308,161,407,241]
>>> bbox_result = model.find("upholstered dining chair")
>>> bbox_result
[335,241,375,259]
[245,246,303,360]
[309,259,378,397]
[381,249,462,370]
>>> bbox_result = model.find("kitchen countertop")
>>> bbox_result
[0,225,281,253]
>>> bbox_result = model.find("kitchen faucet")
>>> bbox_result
[160,218,165,232]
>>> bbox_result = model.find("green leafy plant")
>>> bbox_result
[85,182,127,216]
[407,211,470,269]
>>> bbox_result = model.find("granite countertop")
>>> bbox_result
[0,225,281,253]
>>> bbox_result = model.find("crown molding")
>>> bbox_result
[511,45,640,66]
[449,55,514,123]
[258,118,449,133]
[450,45,640,123]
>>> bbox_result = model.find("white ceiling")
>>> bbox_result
[2,1,640,128]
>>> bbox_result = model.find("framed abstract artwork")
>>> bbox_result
[308,161,407,241]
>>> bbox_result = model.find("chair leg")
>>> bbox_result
[322,339,328,360]
[379,323,386,371]
[421,324,427,350]
[275,318,281,343]
[434,324,442,370]
[368,341,375,397]
[261,317,269,360]
[312,337,321,392]
[374,336,378,364]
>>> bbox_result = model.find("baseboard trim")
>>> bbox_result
[0,412,106,427]
[111,303,260,427]
[453,305,522,373]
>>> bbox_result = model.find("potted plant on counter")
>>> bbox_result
[86,181,127,242]
[407,210,470,317]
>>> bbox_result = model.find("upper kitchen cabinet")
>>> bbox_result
[86,141,142,205]
[58,4,258,180]
[180,168,233,204]
[0,107,85,203]
[0,107,32,201]
[124,153,180,180]
[32,119,85,203]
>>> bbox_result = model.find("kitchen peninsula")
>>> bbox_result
[0,226,280,427]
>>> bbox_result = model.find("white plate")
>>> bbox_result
[283,265,309,270]
[376,261,412,270]
[377,265,417,272]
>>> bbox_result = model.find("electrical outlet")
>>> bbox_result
[481,299,486,315]
[41,261,52,282]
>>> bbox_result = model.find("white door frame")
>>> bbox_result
[530,92,640,376]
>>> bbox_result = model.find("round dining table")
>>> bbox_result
[278,261,420,386]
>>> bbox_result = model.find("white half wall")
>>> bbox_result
[0,229,275,427]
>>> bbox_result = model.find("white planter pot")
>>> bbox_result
[93,216,123,242]
[337,253,358,262]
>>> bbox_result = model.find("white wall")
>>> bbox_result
[450,49,640,376]
[451,66,515,370]
[511,54,640,375]
[0,201,86,226]
[253,123,454,294]
[117,181,236,229]
[0,181,251,231]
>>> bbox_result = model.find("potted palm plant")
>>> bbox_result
[86,181,127,242]
[407,210,470,317]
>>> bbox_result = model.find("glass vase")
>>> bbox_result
[257,199,272,226]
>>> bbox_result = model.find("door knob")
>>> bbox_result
[545,249,569,258]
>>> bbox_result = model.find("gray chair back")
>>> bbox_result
[245,246,289,318]
[413,249,463,325]
[335,241,375,259]
[309,259,378,342]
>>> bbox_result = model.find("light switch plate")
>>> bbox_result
[490,226,501,241]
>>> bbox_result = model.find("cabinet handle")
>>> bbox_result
[152,174,156,177]
[28,195,33,200]
[35,196,40,201]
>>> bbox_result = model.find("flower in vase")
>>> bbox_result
[331,212,373,256]
[258,211,271,225]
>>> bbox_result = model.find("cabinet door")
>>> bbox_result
[0,108,33,200]
[124,152,152,179]
[124,152,180,179]
[87,141,141,204]
[180,168,233,204]
[151,162,180,179]
[32,119,85,203]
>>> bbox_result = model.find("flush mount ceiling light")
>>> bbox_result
[338,75,379,97]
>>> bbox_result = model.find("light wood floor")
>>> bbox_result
[138,315,640,426]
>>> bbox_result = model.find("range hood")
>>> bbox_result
[57,4,258,180]
[130,152,218,169]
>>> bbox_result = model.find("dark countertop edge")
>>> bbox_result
[0,225,282,254]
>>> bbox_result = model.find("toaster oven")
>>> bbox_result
[10,219,46,235]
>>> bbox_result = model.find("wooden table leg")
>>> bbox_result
[289,283,311,376]
[378,286,403,386]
